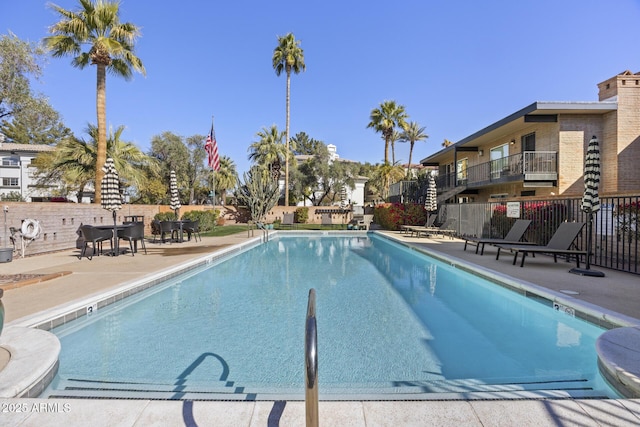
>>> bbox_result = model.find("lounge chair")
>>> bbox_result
[415,218,457,239]
[401,214,436,235]
[463,219,533,255]
[495,222,586,267]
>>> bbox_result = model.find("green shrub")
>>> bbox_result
[181,209,219,232]
[154,211,177,222]
[295,207,309,223]
[153,210,220,232]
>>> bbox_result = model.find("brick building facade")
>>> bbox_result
[420,70,640,203]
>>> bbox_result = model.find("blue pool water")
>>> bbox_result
[45,234,619,399]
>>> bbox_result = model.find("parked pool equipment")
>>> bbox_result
[0,206,12,263]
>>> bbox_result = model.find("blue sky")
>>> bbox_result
[2,1,640,175]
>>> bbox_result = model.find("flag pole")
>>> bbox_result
[211,115,216,207]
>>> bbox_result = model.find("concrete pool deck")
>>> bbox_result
[0,230,639,425]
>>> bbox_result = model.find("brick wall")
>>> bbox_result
[0,202,352,257]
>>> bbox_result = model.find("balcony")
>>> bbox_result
[388,151,557,203]
[438,151,557,192]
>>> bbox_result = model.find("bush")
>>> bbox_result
[181,209,220,232]
[373,203,428,231]
[153,209,220,232]
[295,207,309,224]
[154,211,178,222]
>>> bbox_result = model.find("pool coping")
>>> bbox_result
[2,230,639,399]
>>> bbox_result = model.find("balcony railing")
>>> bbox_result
[439,151,557,192]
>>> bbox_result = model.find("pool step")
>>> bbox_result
[42,377,612,401]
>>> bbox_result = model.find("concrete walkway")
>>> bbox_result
[0,230,639,426]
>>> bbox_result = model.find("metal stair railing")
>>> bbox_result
[305,288,318,427]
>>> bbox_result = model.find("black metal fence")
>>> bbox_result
[433,195,639,274]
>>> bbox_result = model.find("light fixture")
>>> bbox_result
[510,139,516,145]
[478,149,484,156]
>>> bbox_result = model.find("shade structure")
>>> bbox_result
[169,170,181,217]
[339,185,348,209]
[425,173,438,212]
[571,136,604,277]
[581,136,601,214]
[100,157,122,256]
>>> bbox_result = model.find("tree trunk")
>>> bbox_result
[285,69,291,206]
[407,141,415,177]
[95,64,107,204]
[384,136,389,164]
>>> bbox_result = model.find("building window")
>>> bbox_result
[490,144,509,178]
[456,158,468,185]
[2,178,19,187]
[522,133,536,151]
[2,157,19,166]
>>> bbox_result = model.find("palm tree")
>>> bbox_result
[370,162,406,201]
[367,100,409,164]
[212,155,237,204]
[400,121,428,177]
[248,125,288,180]
[32,124,157,200]
[272,32,305,206]
[44,0,145,204]
[389,130,401,165]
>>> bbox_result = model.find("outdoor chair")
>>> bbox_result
[281,213,295,229]
[78,224,113,260]
[495,222,586,267]
[118,223,147,255]
[182,220,202,242]
[159,220,177,244]
[463,219,533,255]
[402,214,437,236]
[150,220,162,243]
[415,218,457,239]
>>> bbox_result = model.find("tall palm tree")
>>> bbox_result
[367,100,409,165]
[272,32,305,206]
[400,121,428,177]
[389,130,401,165]
[44,0,145,204]
[248,125,288,180]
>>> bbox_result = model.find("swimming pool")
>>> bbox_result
[43,233,619,400]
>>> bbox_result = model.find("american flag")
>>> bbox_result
[205,123,220,171]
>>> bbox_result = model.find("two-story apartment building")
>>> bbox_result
[0,140,56,202]
[419,70,640,203]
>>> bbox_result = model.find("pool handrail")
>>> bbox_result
[305,288,318,427]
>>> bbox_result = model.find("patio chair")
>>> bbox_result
[281,213,295,229]
[78,224,113,260]
[495,222,586,267]
[150,220,160,243]
[416,218,457,239]
[463,219,533,255]
[118,223,147,255]
[159,220,177,244]
[401,214,437,236]
[182,220,202,242]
